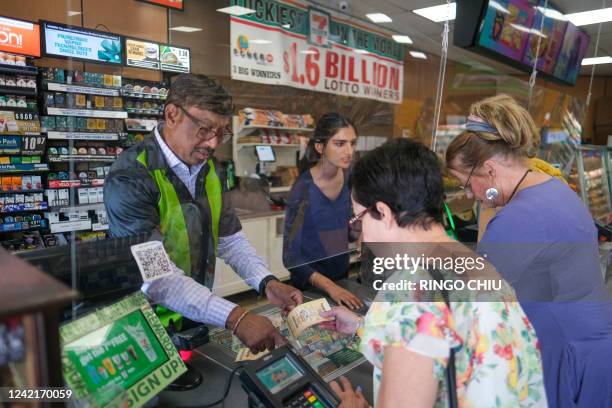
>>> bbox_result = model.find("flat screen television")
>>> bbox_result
[454,0,590,86]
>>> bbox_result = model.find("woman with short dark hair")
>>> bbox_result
[322,138,546,407]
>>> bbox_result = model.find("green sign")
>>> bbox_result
[61,293,186,408]
[230,0,404,61]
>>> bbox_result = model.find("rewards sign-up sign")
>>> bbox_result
[230,0,404,104]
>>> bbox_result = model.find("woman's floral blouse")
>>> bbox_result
[359,268,547,407]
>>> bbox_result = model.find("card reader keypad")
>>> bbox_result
[285,388,325,408]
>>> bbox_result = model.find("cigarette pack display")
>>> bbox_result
[87,118,97,130]
[88,188,98,203]
[54,92,66,108]
[2,177,12,191]
[65,70,73,84]
[96,119,106,130]
[14,194,24,204]
[0,197,4,205]
[56,116,68,131]
[30,157,41,164]
[11,177,21,191]
[96,187,104,203]
[77,117,87,130]
[94,96,105,109]
[4,195,14,204]
[44,93,55,108]
[75,94,87,108]
[10,157,20,164]
[58,189,69,206]
[78,189,89,204]
[40,116,56,132]
[66,93,76,108]
[113,75,122,87]
[21,157,31,164]
[66,116,76,131]
[104,74,114,87]
[54,68,65,83]
[24,194,33,203]
[21,177,31,191]
[34,193,43,203]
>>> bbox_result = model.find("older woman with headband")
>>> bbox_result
[446,94,612,407]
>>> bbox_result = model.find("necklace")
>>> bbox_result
[507,169,532,203]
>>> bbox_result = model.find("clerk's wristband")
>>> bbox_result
[259,275,279,295]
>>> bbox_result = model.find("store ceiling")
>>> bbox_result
[314,0,612,76]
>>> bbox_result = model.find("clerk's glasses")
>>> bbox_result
[349,207,373,233]
[177,104,233,144]
[459,165,476,197]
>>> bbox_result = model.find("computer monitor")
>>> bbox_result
[61,292,186,407]
[255,145,276,162]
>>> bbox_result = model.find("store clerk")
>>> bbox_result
[104,74,303,353]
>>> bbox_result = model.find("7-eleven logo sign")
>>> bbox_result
[309,8,330,48]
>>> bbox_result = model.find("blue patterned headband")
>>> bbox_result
[466,115,499,135]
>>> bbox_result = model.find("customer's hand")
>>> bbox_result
[319,306,363,335]
[265,280,303,312]
[327,284,364,310]
[227,307,285,353]
[330,376,369,408]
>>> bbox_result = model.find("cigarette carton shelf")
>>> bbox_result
[48,155,116,163]
[0,219,47,233]
[0,65,37,76]
[0,203,48,213]
[45,131,122,141]
[46,107,128,119]
[45,82,121,97]
[0,86,37,97]
[0,164,49,173]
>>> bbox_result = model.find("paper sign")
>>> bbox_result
[130,241,174,282]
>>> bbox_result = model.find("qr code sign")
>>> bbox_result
[130,241,174,282]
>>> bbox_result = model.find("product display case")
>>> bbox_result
[567,145,612,223]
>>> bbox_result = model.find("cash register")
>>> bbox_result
[239,345,340,408]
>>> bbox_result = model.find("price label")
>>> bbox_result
[14,112,38,121]
[21,135,46,155]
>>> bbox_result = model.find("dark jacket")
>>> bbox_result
[104,131,241,288]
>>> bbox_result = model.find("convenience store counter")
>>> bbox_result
[157,279,375,407]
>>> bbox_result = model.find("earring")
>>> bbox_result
[485,187,499,201]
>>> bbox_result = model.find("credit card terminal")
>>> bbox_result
[239,345,340,408]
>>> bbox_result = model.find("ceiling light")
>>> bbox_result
[366,13,392,23]
[536,6,567,21]
[67,11,82,17]
[250,39,271,44]
[565,7,612,26]
[300,50,318,55]
[509,24,547,37]
[392,35,413,44]
[410,51,427,59]
[413,3,456,22]
[488,1,509,14]
[282,24,291,29]
[354,49,370,54]
[582,56,612,65]
[170,26,202,32]
[216,6,256,16]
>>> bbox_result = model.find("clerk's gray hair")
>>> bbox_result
[165,74,234,115]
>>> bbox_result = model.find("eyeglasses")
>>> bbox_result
[459,165,476,196]
[349,207,373,232]
[176,104,233,144]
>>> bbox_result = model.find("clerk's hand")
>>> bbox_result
[327,284,364,310]
[265,280,303,312]
[319,306,363,335]
[330,376,369,408]
[227,307,285,353]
